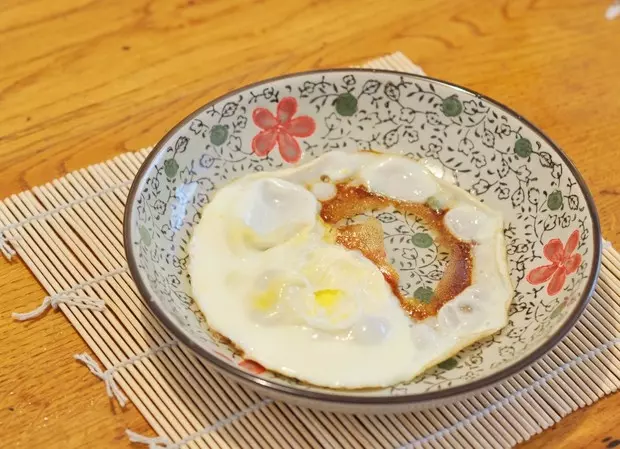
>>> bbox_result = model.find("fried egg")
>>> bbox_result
[189,151,512,389]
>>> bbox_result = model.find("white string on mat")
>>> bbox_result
[126,398,274,449]
[0,179,132,261]
[12,265,128,320]
[13,295,105,321]
[74,340,179,408]
[399,337,620,449]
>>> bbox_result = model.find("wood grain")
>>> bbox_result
[0,0,618,447]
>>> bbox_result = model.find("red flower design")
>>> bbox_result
[251,97,315,163]
[526,230,582,296]
[239,359,266,375]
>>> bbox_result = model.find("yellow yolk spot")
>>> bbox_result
[314,289,343,310]
[252,287,279,311]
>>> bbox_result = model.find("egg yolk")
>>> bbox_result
[252,285,346,313]
[251,286,280,311]
[313,289,343,311]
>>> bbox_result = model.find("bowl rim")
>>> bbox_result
[124,68,602,406]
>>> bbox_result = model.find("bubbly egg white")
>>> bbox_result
[189,151,512,389]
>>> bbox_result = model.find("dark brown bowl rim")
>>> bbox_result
[124,68,602,406]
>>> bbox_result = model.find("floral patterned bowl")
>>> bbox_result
[124,69,601,413]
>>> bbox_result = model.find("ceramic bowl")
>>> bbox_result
[124,69,601,413]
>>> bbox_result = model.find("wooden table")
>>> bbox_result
[1,0,619,447]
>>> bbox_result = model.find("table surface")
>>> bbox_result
[1,0,619,447]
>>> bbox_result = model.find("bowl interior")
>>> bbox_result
[126,69,599,401]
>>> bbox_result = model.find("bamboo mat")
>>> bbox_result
[3,52,620,449]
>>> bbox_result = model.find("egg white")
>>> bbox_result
[189,151,512,389]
